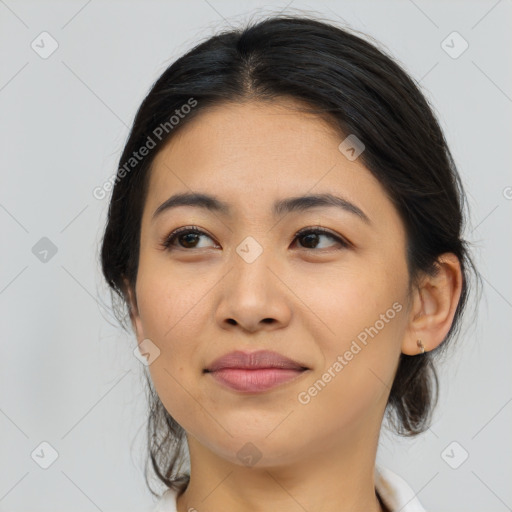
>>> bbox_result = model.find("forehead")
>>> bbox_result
[153,99,342,165]
[145,100,400,230]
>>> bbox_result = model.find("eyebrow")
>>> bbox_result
[152,192,371,225]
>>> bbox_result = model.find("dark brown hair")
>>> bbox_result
[99,13,479,495]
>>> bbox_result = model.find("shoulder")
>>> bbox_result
[375,465,427,512]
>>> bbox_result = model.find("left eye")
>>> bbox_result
[293,228,348,250]
[161,226,349,251]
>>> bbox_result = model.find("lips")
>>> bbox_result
[204,350,309,393]
[204,350,308,372]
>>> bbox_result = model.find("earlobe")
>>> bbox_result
[401,253,463,355]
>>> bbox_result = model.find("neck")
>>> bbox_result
[176,422,386,512]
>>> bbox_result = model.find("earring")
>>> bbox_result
[416,339,426,354]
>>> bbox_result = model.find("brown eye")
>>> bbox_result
[162,227,216,250]
[293,228,349,250]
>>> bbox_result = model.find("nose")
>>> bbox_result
[215,240,292,334]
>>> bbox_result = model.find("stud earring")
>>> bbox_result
[416,339,425,354]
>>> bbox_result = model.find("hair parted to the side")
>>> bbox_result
[99,13,480,496]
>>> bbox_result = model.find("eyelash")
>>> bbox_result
[161,225,350,252]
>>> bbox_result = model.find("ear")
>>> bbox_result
[402,253,463,355]
[123,277,146,343]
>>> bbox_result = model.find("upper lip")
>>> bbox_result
[204,350,309,372]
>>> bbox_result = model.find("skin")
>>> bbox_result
[126,99,462,512]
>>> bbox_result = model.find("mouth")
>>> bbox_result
[204,350,309,393]
[205,367,308,393]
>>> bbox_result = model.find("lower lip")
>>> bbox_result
[207,368,306,393]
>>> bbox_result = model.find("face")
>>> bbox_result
[130,99,412,467]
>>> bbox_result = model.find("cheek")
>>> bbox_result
[303,261,405,344]
[299,264,407,412]
[136,264,214,432]
[135,257,211,345]
[295,309,404,440]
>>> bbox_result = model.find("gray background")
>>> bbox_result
[1,1,511,511]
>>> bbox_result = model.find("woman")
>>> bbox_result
[100,13,477,512]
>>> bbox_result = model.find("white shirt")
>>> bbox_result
[151,465,426,511]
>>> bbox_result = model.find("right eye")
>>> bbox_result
[161,226,218,251]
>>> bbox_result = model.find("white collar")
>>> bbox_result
[375,466,427,511]
[152,465,426,512]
